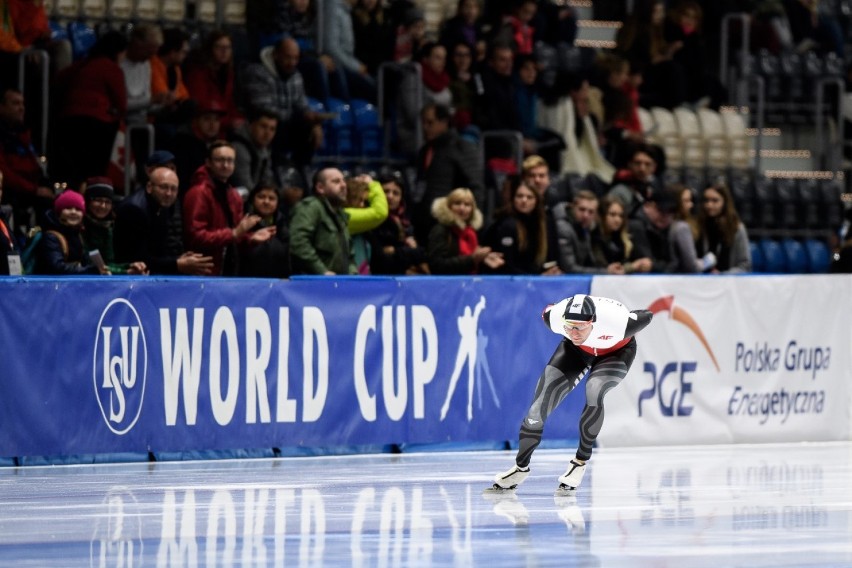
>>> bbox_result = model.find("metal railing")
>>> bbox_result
[478,130,523,223]
[719,12,750,100]
[814,77,845,172]
[123,123,155,196]
[735,75,765,174]
[17,48,50,154]
[377,61,422,162]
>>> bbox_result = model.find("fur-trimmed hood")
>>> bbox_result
[430,196,483,230]
[259,45,276,75]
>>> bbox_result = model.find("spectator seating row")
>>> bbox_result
[639,106,750,171]
[738,48,845,124]
[750,237,833,273]
[44,0,246,25]
[733,176,844,234]
[308,97,384,166]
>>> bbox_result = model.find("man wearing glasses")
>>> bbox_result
[115,165,214,275]
[183,141,275,275]
[488,294,653,495]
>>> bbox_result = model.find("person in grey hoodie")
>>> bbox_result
[241,37,324,167]
[230,109,278,192]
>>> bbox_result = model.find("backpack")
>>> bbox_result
[20,227,68,275]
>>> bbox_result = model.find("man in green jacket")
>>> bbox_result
[289,167,357,275]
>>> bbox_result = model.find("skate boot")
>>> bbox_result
[483,464,530,493]
[555,459,586,496]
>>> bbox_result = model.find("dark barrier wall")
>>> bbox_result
[0,276,591,459]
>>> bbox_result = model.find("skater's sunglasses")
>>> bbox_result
[562,319,593,331]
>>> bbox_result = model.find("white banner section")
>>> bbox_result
[592,275,852,447]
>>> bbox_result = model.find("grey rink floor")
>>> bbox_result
[1,441,851,567]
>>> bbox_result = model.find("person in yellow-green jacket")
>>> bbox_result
[344,173,388,274]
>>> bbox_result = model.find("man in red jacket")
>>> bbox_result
[0,87,53,230]
[182,141,275,275]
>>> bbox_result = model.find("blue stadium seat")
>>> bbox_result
[350,98,382,160]
[781,238,809,273]
[325,97,355,157]
[306,97,333,156]
[49,20,69,41]
[749,240,765,272]
[804,239,832,273]
[67,21,96,60]
[753,176,779,230]
[760,238,787,273]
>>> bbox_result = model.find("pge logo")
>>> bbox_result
[639,295,719,417]
[93,299,148,434]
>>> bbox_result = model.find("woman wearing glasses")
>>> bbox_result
[488,294,653,495]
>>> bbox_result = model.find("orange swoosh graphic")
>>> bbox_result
[648,295,720,371]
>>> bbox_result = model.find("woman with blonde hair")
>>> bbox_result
[427,187,504,274]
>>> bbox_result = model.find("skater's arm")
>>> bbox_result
[624,309,653,338]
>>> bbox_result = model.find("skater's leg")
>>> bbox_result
[556,340,637,494]
[515,342,590,468]
[575,340,636,461]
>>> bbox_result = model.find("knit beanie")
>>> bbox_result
[85,177,115,201]
[54,190,86,215]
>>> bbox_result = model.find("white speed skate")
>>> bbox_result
[483,464,530,494]
[555,459,586,496]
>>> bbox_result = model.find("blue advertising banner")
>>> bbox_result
[0,276,591,458]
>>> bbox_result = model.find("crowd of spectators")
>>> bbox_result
[0,0,849,277]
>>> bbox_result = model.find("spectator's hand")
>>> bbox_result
[541,264,562,276]
[249,226,276,243]
[126,261,149,275]
[630,258,652,273]
[354,173,373,185]
[234,214,261,239]
[483,251,504,269]
[471,246,492,263]
[36,185,54,199]
[310,124,324,149]
[323,270,336,275]
[404,236,418,248]
[177,252,214,275]
[319,54,336,72]
[606,262,625,275]
[667,41,683,58]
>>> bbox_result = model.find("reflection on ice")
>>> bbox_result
[1,443,851,567]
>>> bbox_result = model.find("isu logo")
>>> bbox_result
[93,299,148,434]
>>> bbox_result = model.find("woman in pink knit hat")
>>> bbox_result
[35,190,109,275]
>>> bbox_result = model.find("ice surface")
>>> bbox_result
[1,442,851,567]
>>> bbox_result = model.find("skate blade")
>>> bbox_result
[554,484,576,497]
[483,483,516,495]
